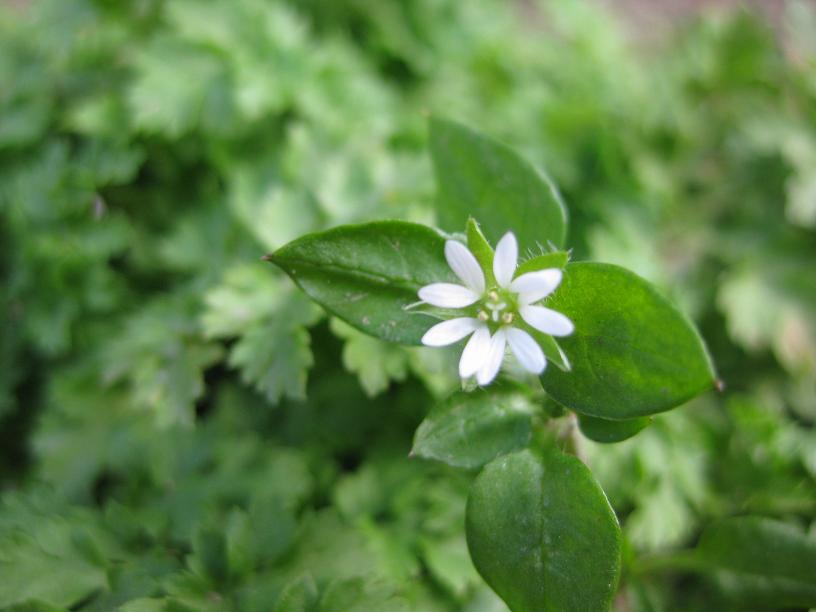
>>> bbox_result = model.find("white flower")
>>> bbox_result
[418,232,574,386]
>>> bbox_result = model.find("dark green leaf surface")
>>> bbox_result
[695,516,816,608]
[543,263,716,418]
[267,221,454,345]
[466,449,621,612]
[430,117,567,251]
[578,414,651,443]
[411,388,533,469]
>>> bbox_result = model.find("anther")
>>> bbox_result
[477,311,489,322]
[502,312,514,324]
[488,290,499,301]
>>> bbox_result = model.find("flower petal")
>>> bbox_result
[506,327,546,374]
[459,325,491,378]
[520,305,575,337]
[445,240,485,294]
[421,317,480,347]
[477,328,507,386]
[418,283,479,308]
[493,232,518,289]
[510,269,563,305]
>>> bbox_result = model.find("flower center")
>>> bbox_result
[477,288,518,329]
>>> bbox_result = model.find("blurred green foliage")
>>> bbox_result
[1,0,814,609]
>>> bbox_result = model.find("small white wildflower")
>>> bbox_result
[418,232,574,386]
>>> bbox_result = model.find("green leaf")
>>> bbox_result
[466,218,495,285]
[694,516,816,608]
[515,251,570,275]
[320,577,410,612]
[430,117,567,251]
[411,388,534,469]
[191,525,228,585]
[119,599,167,612]
[329,319,410,397]
[529,331,571,372]
[420,535,481,598]
[102,295,223,427]
[266,221,454,345]
[466,448,621,611]
[578,414,651,444]
[276,574,320,612]
[543,263,716,419]
[227,293,320,404]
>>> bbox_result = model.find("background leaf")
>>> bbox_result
[694,516,816,608]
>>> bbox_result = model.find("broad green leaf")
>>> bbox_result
[411,388,534,469]
[578,414,651,444]
[694,516,816,608]
[267,221,454,345]
[430,117,567,251]
[543,263,716,418]
[466,448,621,612]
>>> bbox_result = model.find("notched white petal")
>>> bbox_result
[511,269,563,304]
[520,305,575,337]
[421,317,480,347]
[493,232,518,289]
[418,283,479,308]
[477,328,507,386]
[445,240,486,294]
[506,327,546,374]
[459,325,491,378]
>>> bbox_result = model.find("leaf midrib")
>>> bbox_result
[272,255,429,294]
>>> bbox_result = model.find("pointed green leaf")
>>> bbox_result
[578,414,651,444]
[515,251,570,275]
[543,263,716,418]
[466,448,621,611]
[266,221,454,345]
[430,117,567,251]
[411,388,534,469]
[466,218,495,285]
[528,331,571,372]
